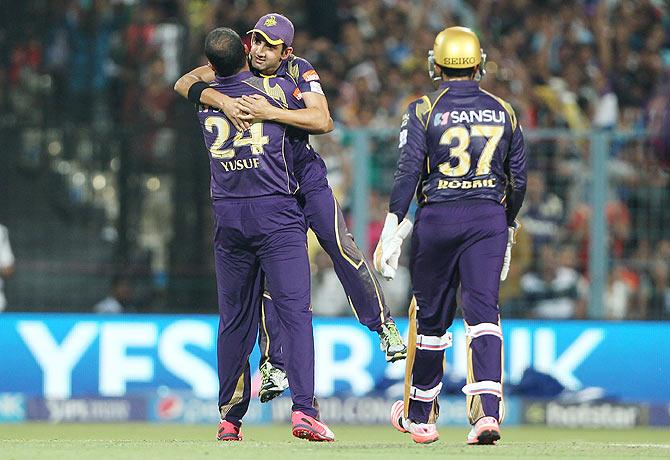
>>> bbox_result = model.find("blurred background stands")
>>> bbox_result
[0,0,668,319]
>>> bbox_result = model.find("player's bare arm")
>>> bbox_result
[173,65,251,131]
[236,92,333,134]
[246,29,333,134]
[173,64,215,95]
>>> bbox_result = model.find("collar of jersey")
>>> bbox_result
[439,80,479,90]
[248,66,280,78]
[254,59,287,78]
[215,70,254,84]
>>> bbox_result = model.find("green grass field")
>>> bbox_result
[2,424,670,460]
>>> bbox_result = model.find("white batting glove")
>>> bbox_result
[374,213,413,280]
[500,220,520,281]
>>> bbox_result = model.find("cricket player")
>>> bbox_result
[182,27,334,442]
[176,13,407,403]
[376,27,527,444]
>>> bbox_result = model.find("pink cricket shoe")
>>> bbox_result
[466,416,500,445]
[390,400,439,444]
[291,411,335,442]
[216,419,243,441]
[390,400,408,433]
[408,422,439,444]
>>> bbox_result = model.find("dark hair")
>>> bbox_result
[437,65,476,78]
[205,28,246,77]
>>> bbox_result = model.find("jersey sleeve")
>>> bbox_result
[286,86,307,110]
[267,78,307,111]
[504,116,527,226]
[389,100,428,221]
[292,57,324,96]
[283,80,307,111]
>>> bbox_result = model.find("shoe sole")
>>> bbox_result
[217,424,242,441]
[259,378,288,403]
[292,425,334,442]
[386,351,408,363]
[216,430,242,441]
[469,429,500,445]
[412,434,439,444]
[217,435,242,441]
[259,388,285,403]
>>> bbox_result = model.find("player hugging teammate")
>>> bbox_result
[175,13,408,442]
[176,15,525,445]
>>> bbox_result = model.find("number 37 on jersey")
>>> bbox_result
[398,117,504,181]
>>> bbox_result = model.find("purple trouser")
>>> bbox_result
[213,196,317,425]
[258,182,391,371]
[406,200,507,425]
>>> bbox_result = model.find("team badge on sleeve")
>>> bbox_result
[302,70,320,82]
[292,87,303,100]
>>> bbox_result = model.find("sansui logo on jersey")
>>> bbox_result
[434,110,506,126]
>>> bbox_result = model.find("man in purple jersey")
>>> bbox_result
[178,27,334,443]
[378,27,527,445]
[175,13,407,403]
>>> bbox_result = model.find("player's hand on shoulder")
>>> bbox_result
[219,97,251,132]
[238,94,278,121]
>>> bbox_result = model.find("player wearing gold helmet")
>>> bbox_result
[428,26,487,81]
[379,26,527,445]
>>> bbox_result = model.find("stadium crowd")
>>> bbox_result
[1,0,668,319]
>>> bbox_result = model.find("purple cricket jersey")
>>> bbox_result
[253,55,326,174]
[390,80,527,225]
[276,55,325,97]
[197,70,305,200]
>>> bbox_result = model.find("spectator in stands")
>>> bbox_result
[567,200,632,273]
[499,227,533,316]
[604,263,639,320]
[1,0,668,317]
[521,244,587,319]
[520,170,564,252]
[646,259,670,320]
[93,274,134,314]
[62,0,118,123]
[0,223,16,312]
[648,77,670,171]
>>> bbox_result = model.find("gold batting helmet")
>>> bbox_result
[428,26,486,81]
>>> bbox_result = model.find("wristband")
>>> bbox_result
[188,81,209,104]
